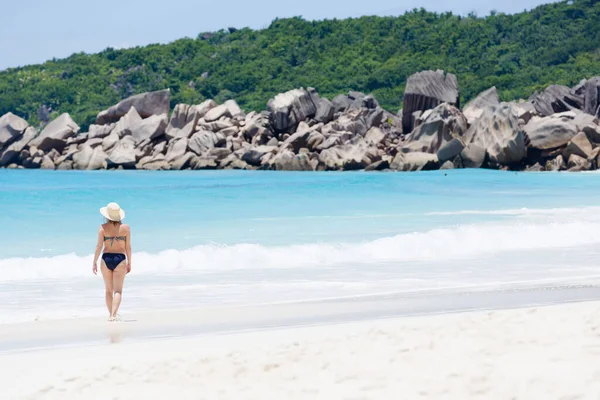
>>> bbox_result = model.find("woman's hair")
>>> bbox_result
[106,219,122,226]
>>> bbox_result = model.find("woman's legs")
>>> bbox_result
[111,261,127,320]
[100,261,114,318]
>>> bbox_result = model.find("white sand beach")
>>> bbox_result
[2,301,600,400]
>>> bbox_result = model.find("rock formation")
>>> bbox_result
[463,103,527,167]
[2,71,600,173]
[528,85,583,116]
[402,70,459,134]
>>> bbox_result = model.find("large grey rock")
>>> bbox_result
[567,154,591,171]
[135,141,153,162]
[102,132,120,153]
[207,148,232,161]
[151,140,167,157]
[460,143,486,169]
[583,77,600,116]
[170,152,196,170]
[219,153,253,170]
[306,131,325,151]
[360,95,379,110]
[402,103,468,154]
[72,145,94,169]
[318,140,379,171]
[225,100,244,118]
[390,152,439,172]
[365,127,386,146]
[0,127,37,167]
[198,119,235,133]
[281,129,312,153]
[112,107,143,138]
[243,113,270,140]
[0,112,29,149]
[165,138,189,162]
[463,103,527,166]
[96,89,170,125]
[269,150,314,171]
[402,70,460,133]
[107,137,136,169]
[267,89,317,133]
[568,109,598,133]
[168,104,191,131]
[524,115,579,150]
[439,160,455,170]
[188,131,224,155]
[330,114,368,136]
[40,156,55,170]
[131,114,168,144]
[563,131,593,161]
[332,94,353,113]
[73,145,108,170]
[221,126,241,137]
[366,107,385,129]
[203,104,231,123]
[66,134,89,147]
[195,100,218,119]
[87,123,115,140]
[57,160,73,170]
[462,87,500,125]
[47,148,61,163]
[53,144,79,167]
[509,101,537,124]
[528,85,583,117]
[251,127,275,146]
[166,104,198,140]
[314,98,335,124]
[30,113,80,152]
[316,133,352,151]
[583,124,600,146]
[241,145,277,167]
[140,158,171,171]
[437,138,465,164]
[347,91,367,111]
[528,85,583,116]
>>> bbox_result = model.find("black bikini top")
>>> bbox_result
[104,235,126,246]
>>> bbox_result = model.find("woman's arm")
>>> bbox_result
[93,227,103,275]
[125,225,132,274]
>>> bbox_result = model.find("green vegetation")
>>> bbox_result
[0,0,599,130]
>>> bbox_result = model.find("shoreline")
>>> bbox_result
[2,300,600,399]
[2,284,599,355]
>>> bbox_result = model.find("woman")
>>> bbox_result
[92,202,131,322]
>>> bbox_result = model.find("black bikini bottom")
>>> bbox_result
[102,253,126,271]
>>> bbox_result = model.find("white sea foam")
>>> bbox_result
[424,206,600,217]
[2,210,600,283]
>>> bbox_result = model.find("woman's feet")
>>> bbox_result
[107,313,121,322]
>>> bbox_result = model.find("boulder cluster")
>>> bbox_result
[1,71,599,172]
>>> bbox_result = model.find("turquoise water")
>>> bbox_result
[2,169,600,323]
[3,169,600,257]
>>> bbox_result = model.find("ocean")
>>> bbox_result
[2,169,600,324]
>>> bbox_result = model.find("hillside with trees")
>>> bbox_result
[0,0,598,130]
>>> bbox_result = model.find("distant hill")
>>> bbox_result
[0,0,598,130]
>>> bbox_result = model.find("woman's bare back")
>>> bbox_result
[102,223,130,254]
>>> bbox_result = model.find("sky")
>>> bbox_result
[1,0,558,71]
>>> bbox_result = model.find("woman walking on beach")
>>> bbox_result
[92,202,131,322]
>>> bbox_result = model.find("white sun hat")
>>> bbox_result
[100,202,126,222]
